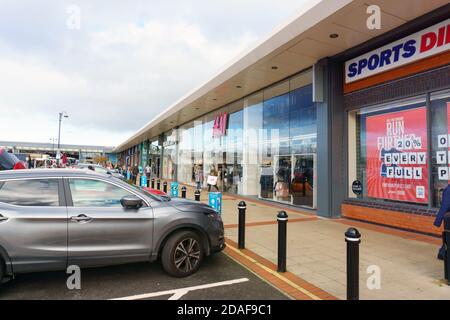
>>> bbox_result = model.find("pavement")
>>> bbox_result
[0,253,289,300]
[175,182,450,300]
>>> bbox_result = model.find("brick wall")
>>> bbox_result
[342,202,443,237]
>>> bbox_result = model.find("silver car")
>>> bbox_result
[0,169,224,282]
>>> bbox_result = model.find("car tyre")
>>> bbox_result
[0,257,4,284]
[161,230,204,277]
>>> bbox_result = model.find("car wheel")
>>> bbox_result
[161,231,204,277]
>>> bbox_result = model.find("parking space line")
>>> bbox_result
[110,278,250,300]
[224,245,322,300]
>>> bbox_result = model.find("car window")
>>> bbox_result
[69,179,134,207]
[0,179,60,206]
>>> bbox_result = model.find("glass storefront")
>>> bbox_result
[348,89,450,208]
[165,69,317,208]
[162,129,177,180]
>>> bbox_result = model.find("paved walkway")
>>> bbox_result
[165,182,450,300]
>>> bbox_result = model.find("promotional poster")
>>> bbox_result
[366,107,428,203]
[436,102,450,181]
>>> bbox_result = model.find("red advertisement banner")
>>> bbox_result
[366,107,428,203]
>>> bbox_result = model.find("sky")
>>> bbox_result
[0,0,311,147]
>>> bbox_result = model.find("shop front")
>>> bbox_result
[341,17,450,235]
[171,69,317,209]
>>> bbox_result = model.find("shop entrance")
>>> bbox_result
[269,153,316,209]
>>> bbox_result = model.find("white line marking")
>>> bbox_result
[111,278,250,300]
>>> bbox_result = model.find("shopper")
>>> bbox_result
[207,167,219,192]
[132,164,139,184]
[434,185,450,260]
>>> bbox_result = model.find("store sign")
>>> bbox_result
[366,107,428,203]
[436,103,450,181]
[212,113,228,138]
[345,19,450,84]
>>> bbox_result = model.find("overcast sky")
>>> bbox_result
[0,0,310,147]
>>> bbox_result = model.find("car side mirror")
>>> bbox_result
[120,195,143,210]
[107,171,112,175]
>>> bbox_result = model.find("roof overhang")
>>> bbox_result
[114,0,449,152]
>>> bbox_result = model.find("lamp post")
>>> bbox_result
[57,111,69,163]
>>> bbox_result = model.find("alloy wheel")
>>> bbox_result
[173,238,201,273]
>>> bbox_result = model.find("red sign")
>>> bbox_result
[366,107,428,203]
[212,113,228,138]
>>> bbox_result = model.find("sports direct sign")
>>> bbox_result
[345,19,450,84]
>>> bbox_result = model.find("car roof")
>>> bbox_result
[0,168,111,180]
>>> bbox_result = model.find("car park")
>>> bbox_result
[0,169,225,283]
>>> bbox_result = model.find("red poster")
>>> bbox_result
[366,107,428,203]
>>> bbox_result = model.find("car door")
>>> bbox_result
[0,178,67,273]
[65,177,154,267]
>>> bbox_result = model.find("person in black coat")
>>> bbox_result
[435,185,450,260]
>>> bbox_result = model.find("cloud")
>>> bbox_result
[0,0,310,146]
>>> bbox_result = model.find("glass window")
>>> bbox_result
[431,89,450,207]
[0,179,59,206]
[348,96,428,205]
[69,179,134,207]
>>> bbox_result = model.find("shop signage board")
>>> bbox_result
[212,113,228,138]
[208,192,222,214]
[436,103,450,181]
[365,107,428,203]
[352,180,363,195]
[345,18,450,84]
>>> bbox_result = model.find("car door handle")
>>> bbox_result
[70,214,93,223]
[0,214,8,222]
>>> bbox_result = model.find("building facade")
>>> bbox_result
[115,0,450,236]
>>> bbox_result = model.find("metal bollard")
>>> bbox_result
[194,189,201,201]
[345,227,361,300]
[181,186,187,199]
[163,181,168,194]
[151,178,155,189]
[444,215,450,283]
[277,211,288,273]
[238,201,246,249]
[157,180,161,190]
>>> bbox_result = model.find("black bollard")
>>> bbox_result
[163,181,168,194]
[157,180,161,190]
[151,178,155,189]
[181,186,187,199]
[277,211,288,273]
[345,227,361,300]
[238,201,246,249]
[194,189,201,201]
[444,214,450,283]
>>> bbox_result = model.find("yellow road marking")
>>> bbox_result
[225,245,322,300]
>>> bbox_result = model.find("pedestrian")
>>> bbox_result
[132,164,139,184]
[207,167,219,192]
[194,166,200,190]
[145,163,151,180]
[434,185,450,260]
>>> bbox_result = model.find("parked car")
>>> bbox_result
[0,169,224,282]
[76,163,124,179]
[0,148,26,170]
